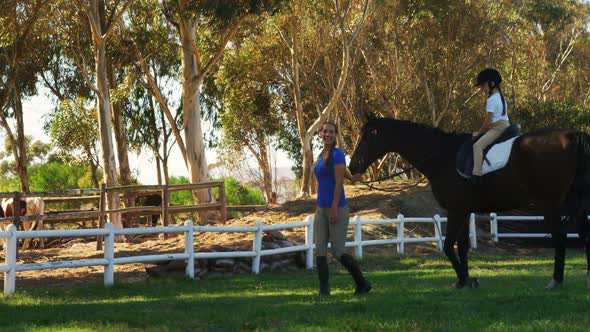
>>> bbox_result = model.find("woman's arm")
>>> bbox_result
[473,112,494,137]
[330,163,346,224]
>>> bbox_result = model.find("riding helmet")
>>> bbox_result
[475,68,502,87]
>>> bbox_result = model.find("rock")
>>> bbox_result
[145,265,167,278]
[194,267,208,277]
[263,230,286,241]
[234,261,251,273]
[262,241,281,250]
[214,258,235,268]
[276,240,294,248]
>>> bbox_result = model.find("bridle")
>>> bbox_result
[354,151,441,193]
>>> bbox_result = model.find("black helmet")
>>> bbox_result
[475,68,502,87]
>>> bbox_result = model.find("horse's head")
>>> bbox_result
[349,119,390,175]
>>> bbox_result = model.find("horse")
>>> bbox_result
[348,117,590,289]
[135,193,162,227]
[0,197,45,249]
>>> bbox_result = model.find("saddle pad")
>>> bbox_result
[481,136,519,175]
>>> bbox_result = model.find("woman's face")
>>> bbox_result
[479,82,491,93]
[320,124,336,146]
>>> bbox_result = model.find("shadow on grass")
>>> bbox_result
[2,260,590,331]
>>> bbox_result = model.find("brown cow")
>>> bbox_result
[1,197,45,249]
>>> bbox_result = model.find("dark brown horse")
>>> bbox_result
[348,117,590,289]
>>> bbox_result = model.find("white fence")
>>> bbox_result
[0,213,579,294]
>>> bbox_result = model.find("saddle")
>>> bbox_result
[456,123,521,179]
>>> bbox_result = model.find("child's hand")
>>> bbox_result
[472,131,479,138]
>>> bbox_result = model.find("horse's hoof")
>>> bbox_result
[545,279,562,290]
[454,278,478,289]
[466,277,479,288]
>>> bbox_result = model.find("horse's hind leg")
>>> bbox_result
[546,210,567,289]
[577,213,590,288]
[457,229,478,287]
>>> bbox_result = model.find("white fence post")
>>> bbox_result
[104,222,115,287]
[252,221,263,274]
[304,215,314,270]
[354,216,363,259]
[433,214,443,251]
[490,213,499,242]
[397,214,405,255]
[184,220,195,279]
[469,213,477,249]
[4,224,17,294]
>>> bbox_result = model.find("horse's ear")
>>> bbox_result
[366,111,377,120]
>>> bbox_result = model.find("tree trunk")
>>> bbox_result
[94,28,122,229]
[177,11,216,224]
[13,84,30,192]
[86,148,100,188]
[108,65,134,227]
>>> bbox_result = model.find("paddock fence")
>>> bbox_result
[0,212,583,294]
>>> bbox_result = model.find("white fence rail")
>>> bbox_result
[0,213,579,294]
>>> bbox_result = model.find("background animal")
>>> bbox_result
[1,197,45,249]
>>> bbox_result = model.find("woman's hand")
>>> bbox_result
[329,206,338,224]
[349,173,363,183]
[472,131,480,138]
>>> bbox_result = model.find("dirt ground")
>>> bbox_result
[0,180,543,290]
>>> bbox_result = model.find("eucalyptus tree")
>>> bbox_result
[70,0,134,228]
[270,0,369,197]
[0,0,53,191]
[121,0,182,185]
[149,0,282,222]
[212,25,282,203]
[48,98,101,188]
[515,0,589,101]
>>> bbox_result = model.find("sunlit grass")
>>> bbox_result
[2,252,590,331]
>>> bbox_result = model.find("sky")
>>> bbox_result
[18,87,296,184]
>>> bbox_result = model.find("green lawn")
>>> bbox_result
[2,252,590,331]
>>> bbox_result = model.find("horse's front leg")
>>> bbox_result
[443,211,476,288]
[457,229,478,288]
[546,210,567,289]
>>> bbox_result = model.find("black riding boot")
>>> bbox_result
[339,253,371,295]
[317,256,330,296]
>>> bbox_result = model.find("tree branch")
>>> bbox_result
[103,0,134,40]
[199,15,248,80]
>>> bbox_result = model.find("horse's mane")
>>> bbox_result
[365,117,468,147]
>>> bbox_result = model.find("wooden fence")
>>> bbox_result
[0,182,246,249]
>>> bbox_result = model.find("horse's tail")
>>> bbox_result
[566,131,590,218]
[573,131,590,190]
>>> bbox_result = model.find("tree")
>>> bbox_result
[275,0,369,196]
[0,0,52,191]
[48,98,101,188]
[155,0,282,222]
[214,38,282,202]
[72,0,134,229]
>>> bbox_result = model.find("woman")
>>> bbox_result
[313,120,371,296]
[471,68,510,184]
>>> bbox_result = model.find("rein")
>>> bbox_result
[357,152,440,193]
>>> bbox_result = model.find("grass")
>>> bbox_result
[2,252,590,331]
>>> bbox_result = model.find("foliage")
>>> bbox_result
[217,177,266,206]
[0,136,49,177]
[48,97,99,160]
[168,176,193,206]
[0,161,100,192]
[168,175,265,207]
[511,97,590,132]
[1,253,590,331]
